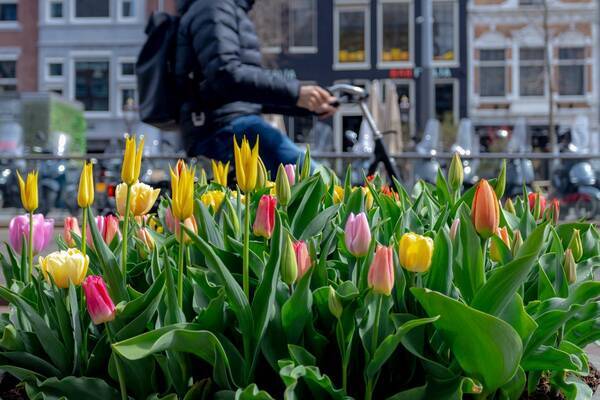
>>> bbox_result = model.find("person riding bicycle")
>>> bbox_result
[176,0,337,173]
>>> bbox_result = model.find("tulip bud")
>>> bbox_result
[17,170,38,212]
[333,185,344,204]
[211,160,229,187]
[448,153,464,192]
[175,216,198,244]
[256,157,268,189]
[280,232,298,286]
[344,212,371,257]
[399,232,434,272]
[471,180,500,238]
[137,228,155,251]
[545,199,560,225]
[528,192,546,220]
[512,230,523,257]
[233,136,259,193]
[121,135,144,186]
[253,195,276,239]
[363,187,374,211]
[300,145,311,182]
[82,275,116,325]
[275,164,291,206]
[328,286,343,319]
[490,227,510,263]
[170,161,196,221]
[200,190,225,212]
[63,217,81,248]
[563,248,577,284]
[368,245,395,296]
[567,229,583,262]
[9,214,54,255]
[77,162,94,208]
[284,164,296,186]
[504,198,516,214]
[294,240,312,279]
[223,196,240,237]
[39,248,89,288]
[198,168,208,186]
[449,218,460,241]
[87,215,120,248]
[495,160,507,199]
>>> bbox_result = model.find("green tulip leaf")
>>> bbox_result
[387,375,483,400]
[278,359,348,400]
[426,229,453,296]
[25,376,122,400]
[282,268,313,344]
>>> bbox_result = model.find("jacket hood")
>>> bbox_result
[177,0,254,14]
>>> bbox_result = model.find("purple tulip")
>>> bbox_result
[344,212,371,257]
[9,214,54,255]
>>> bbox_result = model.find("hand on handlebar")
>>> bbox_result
[297,85,339,119]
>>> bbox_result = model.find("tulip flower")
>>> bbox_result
[284,164,296,186]
[399,232,434,273]
[471,179,500,238]
[165,207,198,243]
[39,248,89,289]
[568,229,583,261]
[77,162,94,208]
[545,199,560,224]
[198,168,208,186]
[528,192,546,219]
[495,160,507,199]
[490,227,511,262]
[333,185,344,204]
[344,212,371,257]
[275,164,291,206]
[505,198,516,214]
[137,227,155,252]
[256,157,268,189]
[362,187,374,210]
[170,160,196,221]
[368,245,395,296]
[449,218,460,241]
[63,217,81,248]
[280,232,298,286]
[563,248,577,284]
[201,190,225,212]
[121,135,144,186]
[17,170,38,212]
[82,275,116,325]
[116,182,160,217]
[87,215,120,248]
[233,136,259,193]
[448,153,463,192]
[512,230,523,257]
[328,286,343,319]
[253,195,276,239]
[9,214,54,255]
[294,240,312,279]
[211,160,230,187]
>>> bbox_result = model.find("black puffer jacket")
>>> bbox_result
[176,0,303,140]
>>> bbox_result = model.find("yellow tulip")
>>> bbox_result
[201,190,225,212]
[256,157,268,189]
[77,162,94,208]
[333,185,344,204]
[116,182,160,216]
[399,232,434,273]
[233,136,259,193]
[17,170,38,212]
[39,248,89,288]
[170,160,195,221]
[121,135,144,185]
[211,160,230,187]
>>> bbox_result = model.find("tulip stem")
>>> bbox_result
[243,194,250,299]
[121,185,132,283]
[81,207,88,257]
[178,225,185,308]
[106,324,128,400]
[365,293,383,400]
[28,211,33,282]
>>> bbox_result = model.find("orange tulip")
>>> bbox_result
[490,227,510,262]
[471,180,500,238]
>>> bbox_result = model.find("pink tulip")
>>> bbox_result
[294,240,312,279]
[165,206,197,243]
[82,275,116,325]
[165,207,177,233]
[449,218,460,241]
[8,214,54,255]
[87,215,120,248]
[253,195,276,239]
[284,164,296,186]
[344,212,371,257]
[63,217,81,248]
[368,245,395,296]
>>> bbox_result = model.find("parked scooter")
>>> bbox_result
[505,118,535,198]
[450,119,479,188]
[414,119,441,185]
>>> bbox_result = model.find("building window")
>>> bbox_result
[121,88,137,111]
[519,47,545,97]
[0,2,17,21]
[519,0,543,5]
[435,81,456,124]
[290,0,316,51]
[558,47,585,96]
[250,1,282,52]
[75,61,110,112]
[479,49,505,97]
[48,62,63,78]
[0,59,17,93]
[433,1,457,63]
[380,1,410,64]
[336,6,369,66]
[120,62,135,77]
[119,0,134,19]
[49,0,64,19]
[75,0,110,19]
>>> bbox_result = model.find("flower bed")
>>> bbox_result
[0,137,599,400]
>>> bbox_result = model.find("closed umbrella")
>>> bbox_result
[383,80,403,154]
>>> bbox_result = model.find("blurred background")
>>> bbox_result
[0,0,599,223]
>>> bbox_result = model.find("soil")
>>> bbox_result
[520,366,600,400]
[0,373,25,400]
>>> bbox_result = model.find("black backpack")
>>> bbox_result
[136,12,180,131]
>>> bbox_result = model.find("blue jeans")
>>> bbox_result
[189,115,305,174]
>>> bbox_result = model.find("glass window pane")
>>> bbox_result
[480,66,505,97]
[480,49,504,61]
[435,83,454,122]
[250,1,282,48]
[520,66,544,96]
[49,63,63,77]
[290,0,316,48]
[75,0,109,18]
[0,61,16,78]
[559,48,584,60]
[50,2,63,18]
[75,61,110,111]
[559,66,584,95]
[121,89,137,110]
[121,62,135,76]
[433,1,455,61]
[381,3,409,62]
[0,85,17,93]
[0,4,17,21]
[339,10,366,63]
[520,48,544,61]
[121,0,133,17]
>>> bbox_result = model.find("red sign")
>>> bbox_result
[389,68,413,79]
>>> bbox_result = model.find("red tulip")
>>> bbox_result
[528,192,547,219]
[82,275,116,325]
[294,240,312,279]
[545,199,560,224]
[253,195,276,239]
[63,217,81,248]
[368,245,395,296]
[471,180,500,238]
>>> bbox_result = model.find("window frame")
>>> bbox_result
[0,0,18,29]
[477,48,508,100]
[376,0,413,69]
[289,0,318,54]
[45,58,65,82]
[71,0,111,24]
[117,0,137,23]
[69,53,112,117]
[117,57,136,81]
[556,46,586,99]
[432,0,459,67]
[117,84,138,117]
[0,52,17,93]
[46,0,64,23]
[517,46,546,98]
[334,3,371,71]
